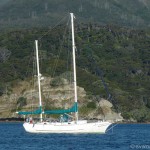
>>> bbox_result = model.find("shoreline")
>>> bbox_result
[0,118,150,124]
[0,117,24,122]
[116,121,150,124]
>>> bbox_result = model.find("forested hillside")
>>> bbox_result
[0,21,150,121]
[0,0,150,30]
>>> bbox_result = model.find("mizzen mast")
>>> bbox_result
[35,40,43,122]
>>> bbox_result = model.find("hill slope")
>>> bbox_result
[0,0,150,30]
[0,23,150,121]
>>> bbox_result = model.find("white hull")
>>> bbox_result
[23,120,112,134]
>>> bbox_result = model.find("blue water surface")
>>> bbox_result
[0,123,150,150]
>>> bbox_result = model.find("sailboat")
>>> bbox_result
[17,13,112,133]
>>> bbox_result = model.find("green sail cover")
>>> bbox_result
[17,106,42,115]
[44,102,78,114]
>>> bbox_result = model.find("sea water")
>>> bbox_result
[0,123,150,150]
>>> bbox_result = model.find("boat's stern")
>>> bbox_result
[23,122,36,133]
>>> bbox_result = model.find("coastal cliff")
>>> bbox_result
[0,76,123,122]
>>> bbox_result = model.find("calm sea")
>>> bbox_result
[0,123,150,150]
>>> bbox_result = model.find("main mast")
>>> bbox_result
[35,40,43,122]
[70,13,78,122]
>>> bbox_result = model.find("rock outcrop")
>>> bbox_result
[0,76,123,122]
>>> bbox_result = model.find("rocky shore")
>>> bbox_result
[0,76,123,122]
[0,117,24,122]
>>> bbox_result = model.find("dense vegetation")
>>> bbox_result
[0,0,150,30]
[0,21,150,121]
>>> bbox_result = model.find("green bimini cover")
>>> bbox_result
[17,106,42,115]
[44,102,78,114]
